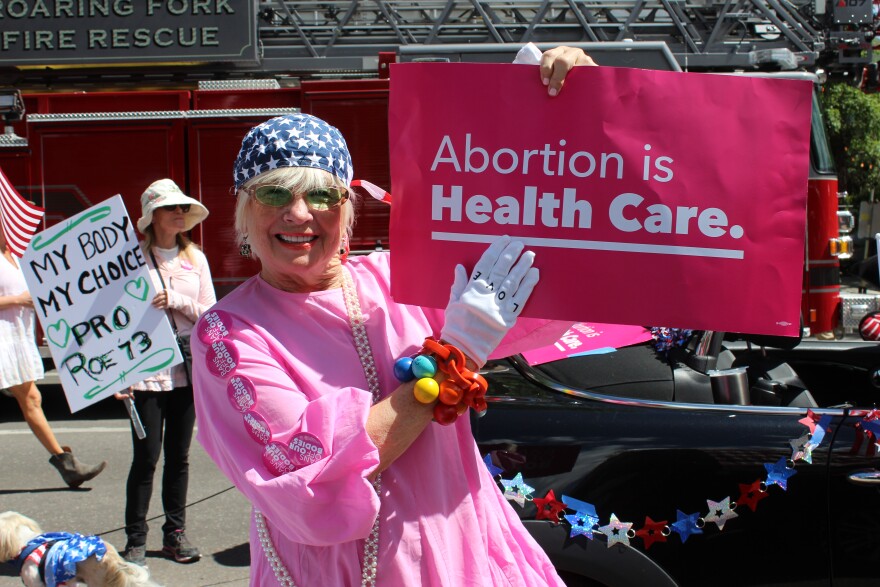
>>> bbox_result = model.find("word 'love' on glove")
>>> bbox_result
[440,236,540,367]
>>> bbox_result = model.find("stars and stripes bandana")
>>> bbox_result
[233,114,353,191]
[16,532,107,587]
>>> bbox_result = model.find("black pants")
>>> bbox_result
[125,386,195,547]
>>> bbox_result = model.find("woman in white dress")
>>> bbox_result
[0,225,107,488]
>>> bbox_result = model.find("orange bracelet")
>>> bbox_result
[393,338,489,425]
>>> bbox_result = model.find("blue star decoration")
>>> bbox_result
[670,510,703,543]
[501,473,534,507]
[703,497,738,531]
[764,457,797,490]
[482,454,504,478]
[562,495,599,540]
[862,418,880,437]
[598,513,633,547]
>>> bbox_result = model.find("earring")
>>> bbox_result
[239,236,251,258]
[339,236,349,263]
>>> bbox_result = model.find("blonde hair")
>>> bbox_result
[234,167,358,261]
[140,226,201,266]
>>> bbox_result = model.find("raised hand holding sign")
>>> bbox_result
[441,235,540,367]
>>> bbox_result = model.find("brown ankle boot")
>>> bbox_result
[49,446,107,488]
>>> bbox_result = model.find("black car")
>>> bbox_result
[475,330,880,587]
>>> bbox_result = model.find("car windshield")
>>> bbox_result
[811,90,835,175]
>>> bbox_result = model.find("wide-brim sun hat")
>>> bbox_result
[137,178,209,234]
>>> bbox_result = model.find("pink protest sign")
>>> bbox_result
[521,323,654,366]
[388,64,811,336]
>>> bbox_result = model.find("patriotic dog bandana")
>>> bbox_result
[14,532,107,587]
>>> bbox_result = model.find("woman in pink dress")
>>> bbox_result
[190,47,595,586]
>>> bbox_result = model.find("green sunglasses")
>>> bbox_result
[250,185,349,211]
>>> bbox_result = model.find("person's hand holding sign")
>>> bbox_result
[0,291,35,310]
[440,236,540,367]
[540,46,597,96]
[152,291,170,310]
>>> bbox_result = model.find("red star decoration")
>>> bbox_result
[533,489,567,524]
[737,479,769,512]
[635,516,668,550]
[798,409,819,434]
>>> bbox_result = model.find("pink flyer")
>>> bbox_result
[521,323,654,366]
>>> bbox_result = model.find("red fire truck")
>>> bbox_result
[0,79,395,299]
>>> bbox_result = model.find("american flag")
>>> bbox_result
[0,165,44,257]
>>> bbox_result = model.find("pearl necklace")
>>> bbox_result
[256,266,382,587]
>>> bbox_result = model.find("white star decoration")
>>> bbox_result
[598,514,632,547]
[501,473,534,507]
[790,434,811,462]
[704,497,738,531]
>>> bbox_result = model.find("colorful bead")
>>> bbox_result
[433,402,459,426]
[413,377,440,404]
[438,380,463,406]
[396,338,490,424]
[411,355,438,378]
[393,357,415,382]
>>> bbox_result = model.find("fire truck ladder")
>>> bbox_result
[256,0,870,74]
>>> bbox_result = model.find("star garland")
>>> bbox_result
[650,327,694,354]
[485,408,878,550]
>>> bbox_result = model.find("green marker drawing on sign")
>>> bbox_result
[124,278,150,302]
[46,319,71,348]
[83,347,176,399]
[31,206,112,252]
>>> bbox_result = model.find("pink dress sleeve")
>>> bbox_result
[191,307,381,546]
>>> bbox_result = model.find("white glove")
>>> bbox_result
[513,42,543,65]
[440,236,540,367]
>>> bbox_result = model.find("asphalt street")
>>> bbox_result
[0,387,253,587]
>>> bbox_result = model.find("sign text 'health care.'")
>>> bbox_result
[431,135,743,250]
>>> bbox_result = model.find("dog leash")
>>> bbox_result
[95,485,236,537]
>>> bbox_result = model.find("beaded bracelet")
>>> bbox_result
[393,337,489,425]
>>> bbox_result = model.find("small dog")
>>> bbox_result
[0,511,162,587]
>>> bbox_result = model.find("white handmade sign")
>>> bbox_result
[21,195,182,412]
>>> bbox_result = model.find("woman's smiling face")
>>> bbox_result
[245,169,349,293]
